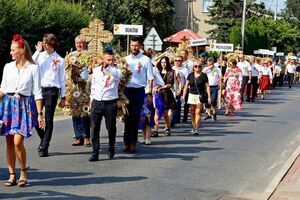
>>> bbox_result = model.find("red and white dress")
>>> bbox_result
[224,67,242,112]
[259,67,272,90]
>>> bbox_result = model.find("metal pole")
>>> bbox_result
[241,0,247,53]
[127,35,129,55]
[274,0,278,20]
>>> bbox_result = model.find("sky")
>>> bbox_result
[259,0,287,13]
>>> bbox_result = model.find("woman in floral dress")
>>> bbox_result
[224,59,242,116]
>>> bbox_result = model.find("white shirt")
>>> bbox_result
[90,65,123,101]
[125,53,154,88]
[182,59,194,73]
[260,67,273,79]
[173,65,189,88]
[203,66,222,86]
[286,64,296,73]
[145,67,165,93]
[0,61,42,100]
[32,51,66,98]
[274,65,282,75]
[251,63,261,77]
[237,61,251,76]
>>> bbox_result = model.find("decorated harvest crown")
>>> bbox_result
[12,34,25,48]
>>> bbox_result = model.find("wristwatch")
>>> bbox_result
[38,112,43,116]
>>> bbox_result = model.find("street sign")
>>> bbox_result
[143,27,163,51]
[188,38,209,47]
[276,52,284,56]
[113,24,143,36]
[210,43,234,52]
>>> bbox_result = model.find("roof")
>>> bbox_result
[163,29,203,43]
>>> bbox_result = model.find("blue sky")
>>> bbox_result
[259,0,287,12]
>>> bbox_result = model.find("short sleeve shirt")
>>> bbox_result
[187,72,208,95]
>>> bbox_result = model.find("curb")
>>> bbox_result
[263,146,300,200]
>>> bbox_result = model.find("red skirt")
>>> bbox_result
[259,75,270,90]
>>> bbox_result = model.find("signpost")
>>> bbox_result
[188,38,209,47]
[143,27,163,51]
[209,43,234,52]
[113,24,143,54]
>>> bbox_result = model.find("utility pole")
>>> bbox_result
[274,0,278,20]
[241,0,247,53]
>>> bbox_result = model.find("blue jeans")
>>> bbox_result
[172,96,181,124]
[72,116,90,139]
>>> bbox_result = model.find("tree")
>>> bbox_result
[206,0,267,42]
[286,0,300,20]
[0,0,91,81]
[229,16,300,54]
[91,0,175,51]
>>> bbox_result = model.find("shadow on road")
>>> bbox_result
[0,190,104,199]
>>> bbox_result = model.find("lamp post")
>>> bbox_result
[241,0,246,53]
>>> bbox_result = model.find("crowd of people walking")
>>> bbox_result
[0,33,299,187]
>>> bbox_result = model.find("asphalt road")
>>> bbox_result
[0,85,299,200]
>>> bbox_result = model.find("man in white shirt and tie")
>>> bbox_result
[124,37,154,153]
[33,33,66,157]
[89,50,123,161]
[237,55,252,102]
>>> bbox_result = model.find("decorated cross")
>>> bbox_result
[80,19,114,57]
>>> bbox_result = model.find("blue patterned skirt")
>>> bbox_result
[0,95,37,138]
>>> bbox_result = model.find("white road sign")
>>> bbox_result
[188,38,209,47]
[143,27,163,51]
[114,24,143,35]
[210,43,234,52]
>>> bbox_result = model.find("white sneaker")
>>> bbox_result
[194,129,199,135]
[145,139,151,145]
[140,139,145,144]
[190,129,195,134]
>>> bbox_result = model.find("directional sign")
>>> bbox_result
[276,52,284,56]
[113,24,143,35]
[188,38,209,47]
[210,43,234,52]
[143,27,163,51]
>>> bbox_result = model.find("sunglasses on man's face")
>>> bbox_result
[194,65,202,68]
[175,60,182,62]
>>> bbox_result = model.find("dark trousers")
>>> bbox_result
[287,73,294,88]
[251,77,258,101]
[182,92,189,122]
[172,96,181,124]
[36,87,59,151]
[278,73,284,87]
[72,116,90,140]
[90,99,117,157]
[124,87,145,146]
[241,76,250,101]
[273,75,280,89]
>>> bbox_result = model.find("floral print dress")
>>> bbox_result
[224,67,242,112]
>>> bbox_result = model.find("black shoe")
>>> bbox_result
[251,99,255,102]
[88,155,99,162]
[39,149,49,157]
[204,115,211,120]
[37,144,42,153]
[212,114,217,121]
[246,99,250,102]
[108,151,115,159]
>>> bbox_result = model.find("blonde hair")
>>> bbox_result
[12,40,34,64]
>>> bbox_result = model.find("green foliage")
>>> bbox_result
[91,0,175,51]
[286,0,300,20]
[0,0,91,68]
[229,16,300,54]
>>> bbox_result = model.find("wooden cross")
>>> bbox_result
[80,19,114,57]
[235,44,243,54]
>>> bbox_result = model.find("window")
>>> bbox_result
[202,0,213,12]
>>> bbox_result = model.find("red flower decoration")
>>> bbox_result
[12,34,24,48]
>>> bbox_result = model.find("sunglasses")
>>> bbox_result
[194,65,202,68]
[175,60,182,62]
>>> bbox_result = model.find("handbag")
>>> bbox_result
[194,74,208,103]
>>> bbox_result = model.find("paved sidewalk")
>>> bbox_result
[269,154,300,200]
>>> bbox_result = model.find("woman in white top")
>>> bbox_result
[259,61,273,100]
[0,34,44,187]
